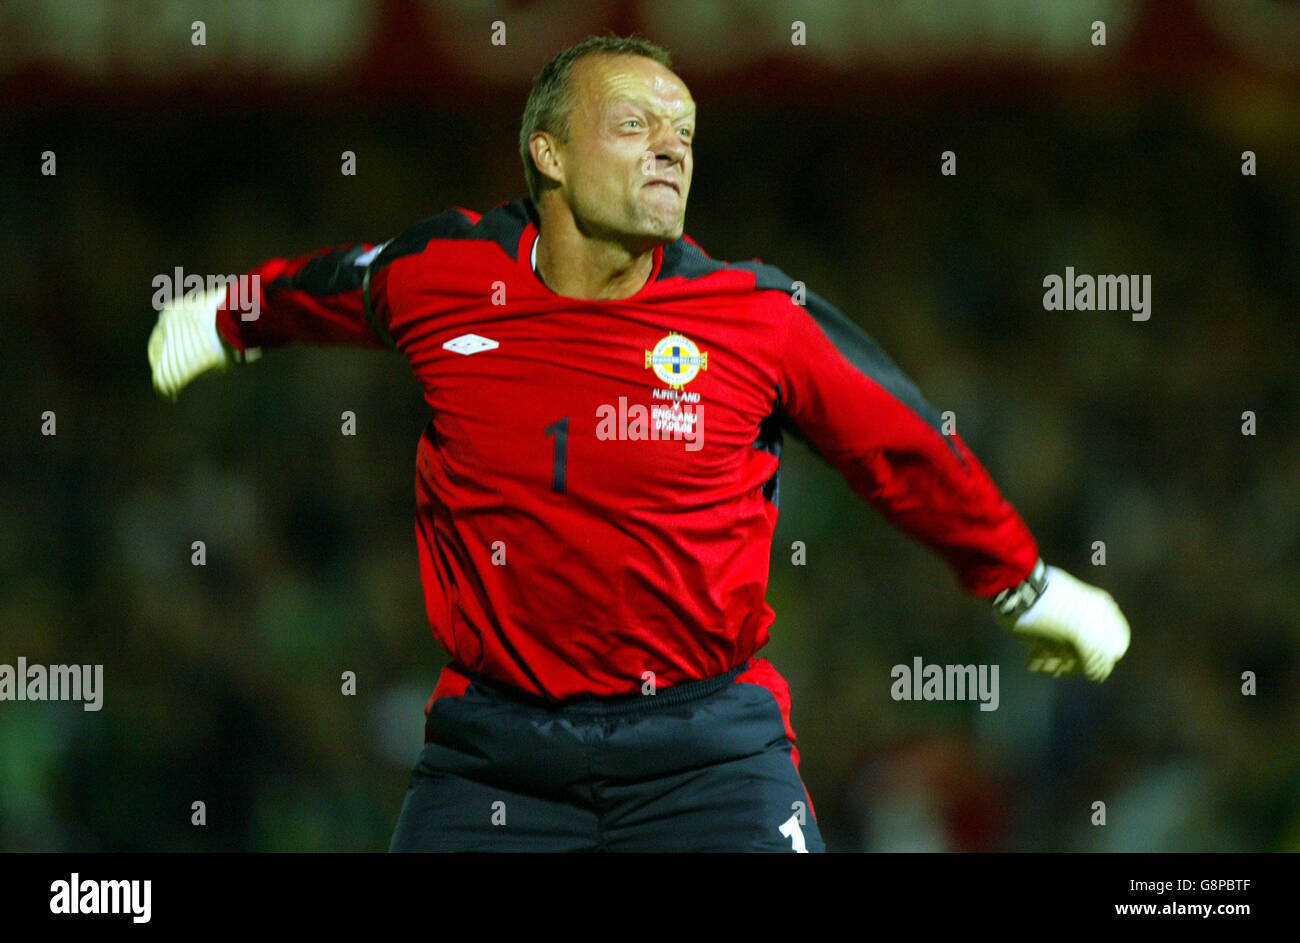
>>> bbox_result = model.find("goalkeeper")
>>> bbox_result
[149,35,1129,852]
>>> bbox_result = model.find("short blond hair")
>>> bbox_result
[519,35,674,202]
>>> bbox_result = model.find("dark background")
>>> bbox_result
[1,0,1297,851]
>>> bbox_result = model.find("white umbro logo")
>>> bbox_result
[443,333,499,355]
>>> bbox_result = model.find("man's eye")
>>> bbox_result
[623,118,642,129]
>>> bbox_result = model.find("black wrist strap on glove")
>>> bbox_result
[991,558,1048,620]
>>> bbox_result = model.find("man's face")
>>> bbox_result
[547,54,695,248]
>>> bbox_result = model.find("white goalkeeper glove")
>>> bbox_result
[993,559,1131,682]
[148,288,253,400]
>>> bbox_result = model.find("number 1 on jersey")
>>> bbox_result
[544,416,569,494]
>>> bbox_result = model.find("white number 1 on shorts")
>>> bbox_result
[778,813,808,852]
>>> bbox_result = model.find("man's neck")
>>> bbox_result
[533,209,657,300]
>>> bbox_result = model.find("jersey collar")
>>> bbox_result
[524,226,666,299]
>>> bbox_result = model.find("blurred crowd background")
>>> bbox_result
[1,0,1297,852]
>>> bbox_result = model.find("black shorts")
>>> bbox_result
[389,656,825,852]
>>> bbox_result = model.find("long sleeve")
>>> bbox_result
[215,242,394,355]
[776,287,1038,597]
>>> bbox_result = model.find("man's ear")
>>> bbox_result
[529,131,565,189]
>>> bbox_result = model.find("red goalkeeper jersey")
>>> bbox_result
[216,199,1038,700]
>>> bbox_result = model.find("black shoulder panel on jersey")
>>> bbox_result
[370,209,479,277]
[360,202,535,351]
[471,199,538,261]
[659,242,801,294]
[368,201,537,280]
[658,238,730,282]
[730,259,799,293]
[734,257,959,459]
[267,244,370,297]
[797,288,952,446]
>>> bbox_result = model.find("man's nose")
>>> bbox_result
[651,126,688,165]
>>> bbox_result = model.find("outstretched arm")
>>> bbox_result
[776,285,1130,681]
[148,241,392,400]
